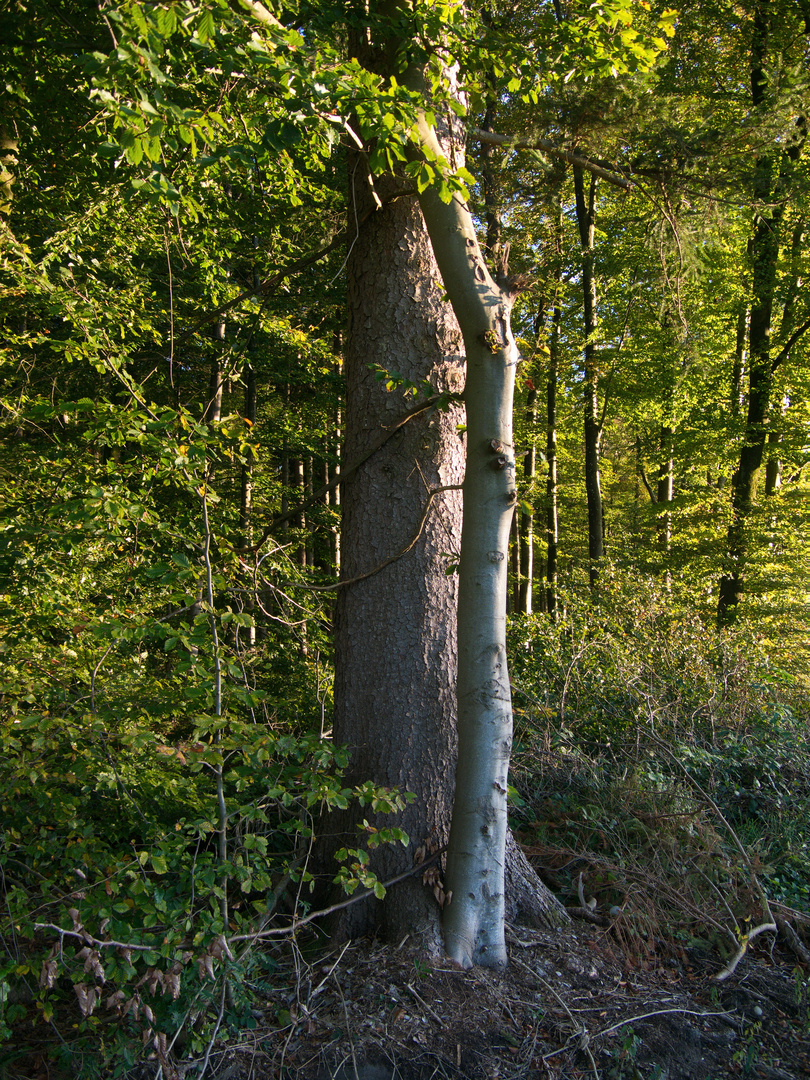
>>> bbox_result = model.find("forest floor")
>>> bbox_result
[208,916,810,1080]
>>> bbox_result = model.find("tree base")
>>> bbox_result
[504,830,569,930]
[327,830,568,963]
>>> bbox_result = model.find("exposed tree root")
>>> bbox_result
[504,831,569,931]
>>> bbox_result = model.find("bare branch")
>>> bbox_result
[227,847,447,943]
[276,483,462,593]
[245,393,453,552]
[472,129,633,191]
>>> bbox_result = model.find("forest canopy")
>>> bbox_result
[1,0,810,1072]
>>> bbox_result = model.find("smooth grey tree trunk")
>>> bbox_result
[410,104,568,967]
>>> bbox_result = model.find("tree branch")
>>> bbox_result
[771,314,810,373]
[35,850,448,954]
[177,187,414,345]
[637,458,657,504]
[246,393,453,552]
[227,847,447,943]
[273,483,462,592]
[472,129,633,191]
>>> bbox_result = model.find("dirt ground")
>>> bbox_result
[206,915,810,1080]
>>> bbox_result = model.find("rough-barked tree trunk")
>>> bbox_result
[331,150,467,953]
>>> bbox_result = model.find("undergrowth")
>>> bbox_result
[3,571,809,1075]
[508,575,810,966]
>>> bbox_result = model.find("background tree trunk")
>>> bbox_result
[518,385,537,615]
[717,0,804,622]
[573,167,603,590]
[546,289,561,618]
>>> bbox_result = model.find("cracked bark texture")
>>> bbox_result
[331,160,466,953]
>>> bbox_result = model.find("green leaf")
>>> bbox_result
[151,853,168,874]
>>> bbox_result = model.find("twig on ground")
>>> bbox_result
[594,1006,736,1040]
[512,956,599,1080]
[407,982,446,1027]
[714,921,778,982]
[309,940,352,1004]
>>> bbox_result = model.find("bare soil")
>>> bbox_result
[208,917,810,1080]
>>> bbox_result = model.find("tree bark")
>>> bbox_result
[573,166,603,590]
[331,155,466,952]
[204,321,225,424]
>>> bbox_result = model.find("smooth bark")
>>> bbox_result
[412,105,569,967]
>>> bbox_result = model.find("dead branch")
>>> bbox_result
[274,483,462,593]
[714,921,778,983]
[472,129,633,191]
[594,1007,735,1040]
[227,847,447,944]
[776,916,810,964]
[246,394,453,553]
